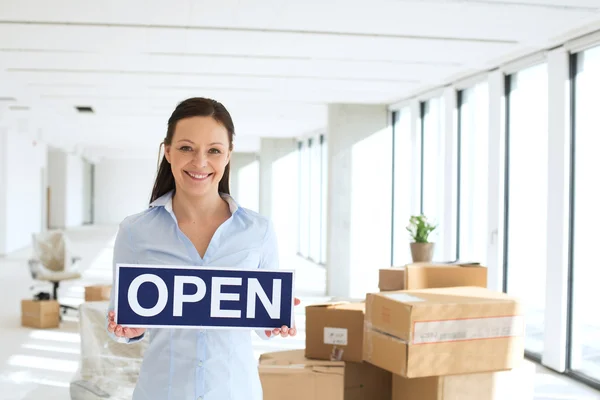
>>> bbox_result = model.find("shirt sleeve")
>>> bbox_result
[107,219,146,344]
[254,219,280,340]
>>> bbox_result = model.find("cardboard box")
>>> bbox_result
[305,302,365,362]
[259,349,391,400]
[21,299,60,329]
[404,262,487,290]
[363,286,525,378]
[379,268,405,291]
[85,284,112,302]
[392,358,536,400]
[378,263,487,293]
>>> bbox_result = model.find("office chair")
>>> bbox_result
[28,231,82,315]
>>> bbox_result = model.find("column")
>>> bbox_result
[486,70,506,293]
[542,47,571,372]
[327,104,390,298]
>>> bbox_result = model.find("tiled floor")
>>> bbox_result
[0,225,598,399]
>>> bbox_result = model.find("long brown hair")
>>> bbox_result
[150,97,235,204]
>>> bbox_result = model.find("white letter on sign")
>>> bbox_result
[128,274,168,317]
[173,276,207,317]
[211,277,242,318]
[246,278,281,319]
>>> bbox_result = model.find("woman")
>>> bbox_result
[106,97,298,400]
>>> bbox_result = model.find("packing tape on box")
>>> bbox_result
[363,322,410,361]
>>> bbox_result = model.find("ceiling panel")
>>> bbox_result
[0,0,598,159]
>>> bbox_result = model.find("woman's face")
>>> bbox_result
[165,116,231,198]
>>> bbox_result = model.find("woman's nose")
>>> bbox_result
[192,151,208,167]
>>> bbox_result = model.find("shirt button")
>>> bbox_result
[198,397,203,400]
[198,361,203,367]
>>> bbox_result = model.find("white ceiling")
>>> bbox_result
[0,0,599,158]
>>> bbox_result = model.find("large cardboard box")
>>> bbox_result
[404,262,487,290]
[392,359,536,400]
[363,286,524,378]
[259,350,391,400]
[379,268,405,291]
[85,284,112,302]
[21,299,60,329]
[305,302,365,362]
[378,263,487,292]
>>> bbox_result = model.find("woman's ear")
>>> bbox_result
[164,144,172,163]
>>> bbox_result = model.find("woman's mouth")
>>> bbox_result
[185,171,213,182]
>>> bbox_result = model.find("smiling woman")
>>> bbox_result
[105,97,300,400]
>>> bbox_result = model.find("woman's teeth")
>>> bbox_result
[186,171,211,180]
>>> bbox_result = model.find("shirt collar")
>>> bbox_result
[150,190,242,216]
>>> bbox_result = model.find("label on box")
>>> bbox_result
[324,327,348,345]
[384,293,425,303]
[412,315,525,344]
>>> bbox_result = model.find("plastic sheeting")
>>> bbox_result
[70,301,147,400]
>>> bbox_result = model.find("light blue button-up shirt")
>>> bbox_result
[107,190,278,400]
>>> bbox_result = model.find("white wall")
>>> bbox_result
[0,128,8,255]
[0,130,47,254]
[48,149,85,229]
[94,158,157,224]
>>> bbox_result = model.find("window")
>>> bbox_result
[421,97,446,260]
[298,141,310,257]
[458,83,490,263]
[309,138,321,262]
[297,135,327,264]
[392,108,414,265]
[570,44,600,382]
[504,63,549,357]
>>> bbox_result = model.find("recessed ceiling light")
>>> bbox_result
[0,97,16,102]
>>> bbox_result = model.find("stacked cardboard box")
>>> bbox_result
[259,350,391,400]
[363,286,525,377]
[379,262,487,292]
[259,262,532,400]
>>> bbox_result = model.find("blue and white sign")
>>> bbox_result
[114,264,295,330]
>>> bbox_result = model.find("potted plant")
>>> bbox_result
[406,215,437,263]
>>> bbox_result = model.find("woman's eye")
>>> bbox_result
[208,148,222,154]
[179,146,193,152]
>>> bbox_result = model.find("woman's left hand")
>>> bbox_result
[265,297,301,338]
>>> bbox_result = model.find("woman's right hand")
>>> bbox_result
[107,311,146,339]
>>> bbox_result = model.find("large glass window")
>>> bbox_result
[298,141,310,257]
[458,83,489,263]
[505,63,549,357]
[297,135,327,264]
[570,44,600,381]
[392,108,414,265]
[309,138,321,262]
[421,97,446,260]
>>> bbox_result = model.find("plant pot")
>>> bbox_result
[410,242,435,263]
